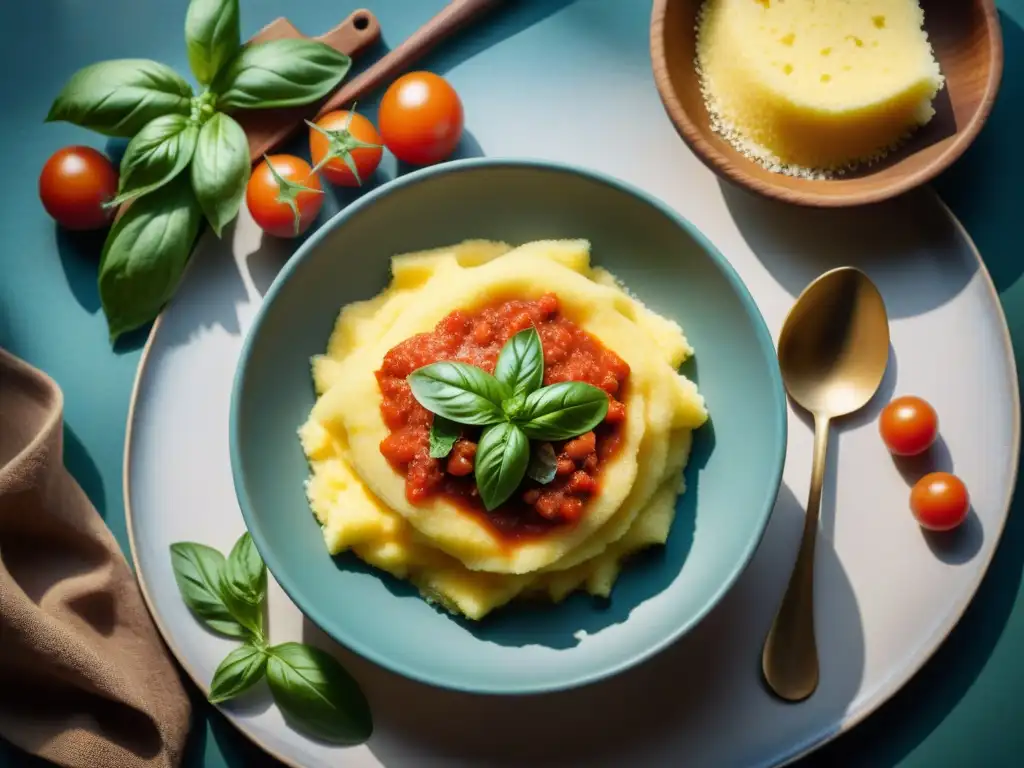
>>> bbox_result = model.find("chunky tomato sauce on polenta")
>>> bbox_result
[376,294,629,539]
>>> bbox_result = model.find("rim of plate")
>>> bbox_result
[228,157,788,695]
[120,173,1019,767]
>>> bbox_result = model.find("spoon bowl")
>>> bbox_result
[779,268,891,417]
[763,267,890,702]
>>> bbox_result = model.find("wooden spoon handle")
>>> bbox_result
[315,0,504,118]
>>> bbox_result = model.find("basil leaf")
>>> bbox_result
[495,327,544,396]
[99,174,203,342]
[429,416,460,459]
[209,644,267,704]
[224,532,267,605]
[185,0,241,86]
[111,114,198,206]
[220,532,266,638]
[526,442,558,485]
[475,423,529,511]
[407,362,509,426]
[266,643,373,744]
[518,382,610,441]
[213,40,351,110]
[169,542,247,639]
[46,59,193,137]
[191,112,250,236]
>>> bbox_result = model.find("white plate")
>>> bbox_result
[126,166,1019,766]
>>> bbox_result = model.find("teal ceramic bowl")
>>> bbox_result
[231,158,787,694]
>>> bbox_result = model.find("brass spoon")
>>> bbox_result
[762,267,890,702]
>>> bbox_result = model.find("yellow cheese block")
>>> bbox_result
[697,0,944,172]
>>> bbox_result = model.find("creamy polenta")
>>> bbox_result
[298,239,708,620]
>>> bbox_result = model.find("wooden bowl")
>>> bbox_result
[650,0,1004,208]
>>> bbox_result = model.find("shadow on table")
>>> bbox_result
[720,182,977,320]
[63,424,107,520]
[799,13,1024,767]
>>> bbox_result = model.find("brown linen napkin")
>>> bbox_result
[0,347,191,767]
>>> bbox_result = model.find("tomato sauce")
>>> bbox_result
[376,294,629,540]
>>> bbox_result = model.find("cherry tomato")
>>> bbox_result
[308,109,383,187]
[246,155,323,238]
[879,395,938,456]
[39,146,119,230]
[910,472,970,531]
[378,72,464,165]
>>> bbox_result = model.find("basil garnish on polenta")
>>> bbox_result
[406,324,611,510]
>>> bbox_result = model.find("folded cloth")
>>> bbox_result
[0,347,190,767]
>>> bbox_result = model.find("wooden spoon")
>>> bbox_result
[312,0,505,122]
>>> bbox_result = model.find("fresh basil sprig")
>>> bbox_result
[45,0,352,342]
[170,532,373,744]
[407,326,612,510]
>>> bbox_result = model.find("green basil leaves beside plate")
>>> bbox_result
[98,175,204,343]
[407,326,609,510]
[44,0,351,342]
[170,532,372,744]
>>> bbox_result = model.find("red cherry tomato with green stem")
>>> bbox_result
[879,395,938,456]
[910,472,969,531]
[308,107,383,187]
[39,146,119,231]
[378,72,464,166]
[247,155,323,238]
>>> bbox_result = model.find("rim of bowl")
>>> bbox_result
[648,0,1005,208]
[229,157,789,694]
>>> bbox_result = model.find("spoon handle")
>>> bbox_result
[314,0,504,119]
[762,414,830,702]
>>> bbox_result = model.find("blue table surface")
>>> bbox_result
[2,1,1023,766]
